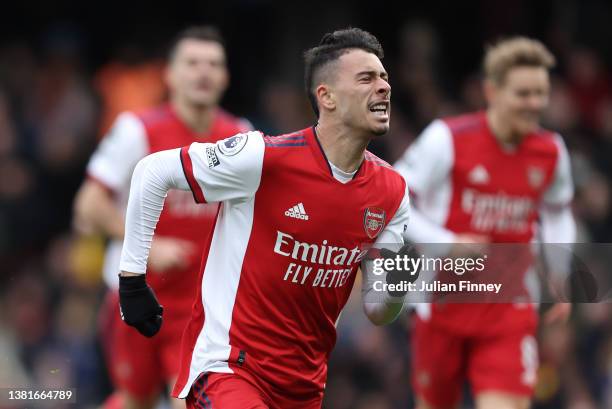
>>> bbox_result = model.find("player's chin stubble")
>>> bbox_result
[371,122,390,137]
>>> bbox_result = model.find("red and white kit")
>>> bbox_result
[120,126,410,407]
[89,104,250,397]
[394,111,575,406]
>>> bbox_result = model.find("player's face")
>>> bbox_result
[167,39,229,108]
[488,66,550,137]
[331,49,391,136]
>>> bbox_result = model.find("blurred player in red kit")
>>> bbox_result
[117,28,411,408]
[395,37,576,409]
[73,26,251,409]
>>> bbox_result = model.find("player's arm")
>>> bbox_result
[74,112,199,271]
[73,181,126,238]
[539,135,576,322]
[539,134,576,245]
[73,112,147,240]
[393,120,455,249]
[361,184,411,326]
[394,120,487,254]
[118,132,264,336]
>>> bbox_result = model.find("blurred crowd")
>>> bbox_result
[0,15,611,409]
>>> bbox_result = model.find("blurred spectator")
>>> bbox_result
[94,44,166,137]
[566,48,611,133]
[25,27,96,172]
[257,80,313,134]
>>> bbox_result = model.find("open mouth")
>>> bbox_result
[519,110,542,121]
[196,79,213,91]
[369,101,389,118]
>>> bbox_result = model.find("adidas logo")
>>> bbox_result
[468,164,489,185]
[285,202,309,220]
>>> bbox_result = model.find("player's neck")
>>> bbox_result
[315,121,368,173]
[486,109,524,146]
[172,97,215,134]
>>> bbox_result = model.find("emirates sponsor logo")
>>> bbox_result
[273,231,366,266]
[273,231,368,288]
[461,188,534,232]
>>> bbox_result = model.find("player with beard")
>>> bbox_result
[117,28,411,408]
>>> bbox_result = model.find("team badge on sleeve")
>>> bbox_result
[363,207,386,238]
[217,134,248,156]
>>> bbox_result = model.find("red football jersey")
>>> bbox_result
[395,111,573,334]
[154,127,411,401]
[87,104,251,303]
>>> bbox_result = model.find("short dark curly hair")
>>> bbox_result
[304,28,384,117]
[168,25,226,61]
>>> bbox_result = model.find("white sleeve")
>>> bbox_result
[119,132,265,274]
[394,119,453,196]
[538,206,576,280]
[180,131,265,203]
[374,184,411,246]
[542,134,574,208]
[539,206,576,244]
[394,120,456,248]
[403,208,456,245]
[87,112,148,190]
[537,135,575,280]
[119,149,190,274]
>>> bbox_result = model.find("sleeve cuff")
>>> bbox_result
[118,261,147,275]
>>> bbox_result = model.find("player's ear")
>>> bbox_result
[316,84,335,112]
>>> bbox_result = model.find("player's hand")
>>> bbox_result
[119,274,164,337]
[379,243,422,297]
[544,302,572,324]
[448,233,489,259]
[148,236,196,272]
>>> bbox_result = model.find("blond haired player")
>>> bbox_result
[395,37,575,409]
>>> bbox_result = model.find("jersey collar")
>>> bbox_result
[167,103,220,141]
[305,125,366,182]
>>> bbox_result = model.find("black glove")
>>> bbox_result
[380,243,421,297]
[119,275,163,337]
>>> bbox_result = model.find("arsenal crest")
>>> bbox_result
[363,207,386,239]
[527,166,545,189]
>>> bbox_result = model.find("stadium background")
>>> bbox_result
[0,0,611,407]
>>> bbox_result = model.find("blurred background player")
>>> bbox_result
[395,37,576,409]
[73,26,251,409]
